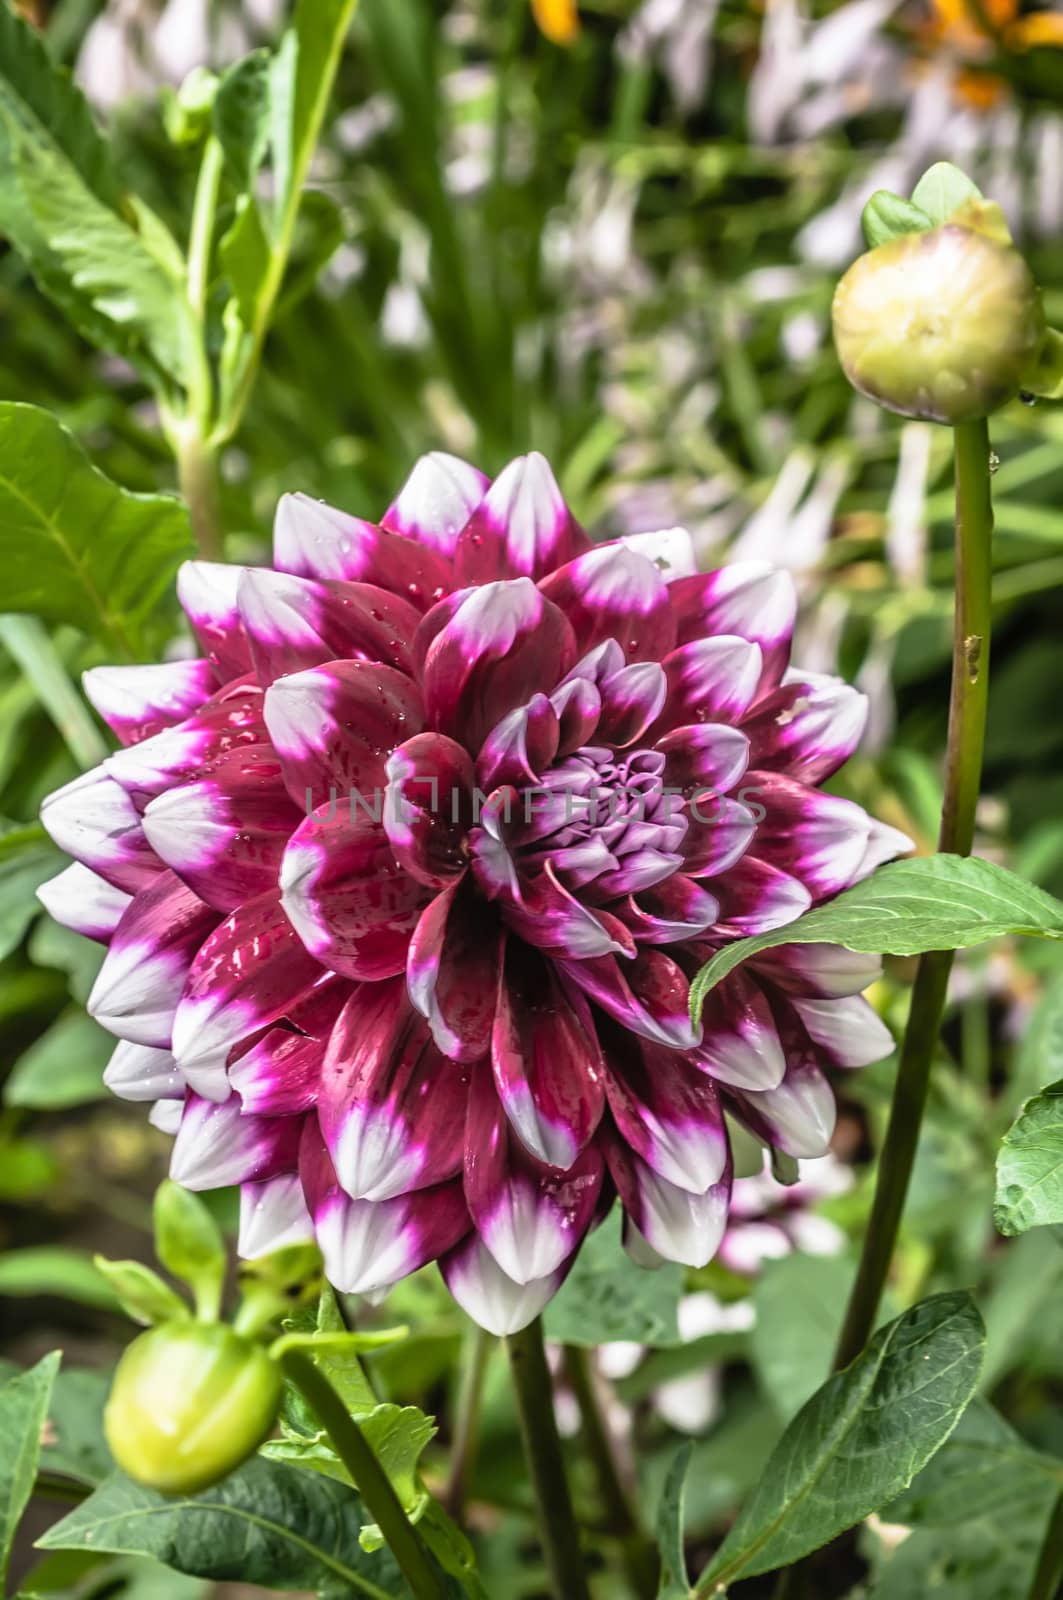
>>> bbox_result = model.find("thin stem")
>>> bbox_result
[173,419,223,562]
[1028,1491,1063,1600]
[278,1348,448,1600]
[833,415,993,1371]
[443,1323,492,1521]
[0,616,109,769]
[187,136,223,325]
[505,1319,591,1600]
[562,1345,657,1600]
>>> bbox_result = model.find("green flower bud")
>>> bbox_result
[104,1322,281,1494]
[832,200,1045,424]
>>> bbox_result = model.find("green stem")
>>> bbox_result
[443,1323,492,1521]
[0,616,108,769]
[1028,1491,1063,1600]
[187,136,223,326]
[173,419,223,562]
[278,1348,448,1600]
[505,1320,590,1600]
[833,415,993,1372]
[562,1346,657,1600]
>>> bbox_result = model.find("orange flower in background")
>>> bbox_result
[917,0,1063,109]
[532,0,580,46]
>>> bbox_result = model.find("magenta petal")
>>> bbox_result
[558,947,700,1051]
[104,678,267,807]
[658,722,751,797]
[753,942,884,998]
[441,1233,566,1335]
[87,871,219,1049]
[169,1094,303,1189]
[606,1133,731,1268]
[228,981,347,1115]
[612,874,720,945]
[142,745,302,912]
[103,1040,183,1102]
[742,674,868,784]
[745,771,872,900]
[709,855,812,936]
[604,1033,728,1193]
[300,1120,470,1293]
[791,994,894,1068]
[693,970,787,1091]
[464,1065,603,1284]
[83,659,217,747]
[265,660,424,812]
[384,731,474,890]
[238,1174,314,1258]
[680,795,757,879]
[476,694,560,791]
[492,939,605,1168]
[453,453,589,584]
[670,561,796,692]
[654,635,764,735]
[273,493,451,608]
[551,676,602,755]
[171,889,327,1100]
[419,578,576,750]
[381,450,489,557]
[498,861,635,961]
[176,561,253,678]
[596,662,668,748]
[736,1057,837,1158]
[40,765,163,892]
[538,543,676,663]
[406,876,501,1062]
[280,813,426,982]
[36,863,132,943]
[237,569,421,685]
[318,978,467,1201]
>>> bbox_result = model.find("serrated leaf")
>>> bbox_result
[0,404,193,651]
[92,1259,189,1327]
[543,1208,683,1346]
[690,855,1063,1017]
[0,1351,61,1588]
[909,162,983,226]
[882,1397,1063,1527]
[36,1461,408,1597]
[5,1009,112,1109]
[695,1293,985,1589]
[213,49,272,188]
[656,1443,693,1600]
[153,1181,226,1318]
[995,1079,1063,1234]
[861,190,933,248]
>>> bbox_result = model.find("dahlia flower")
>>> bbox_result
[38,451,905,1336]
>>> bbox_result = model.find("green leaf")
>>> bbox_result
[695,1293,985,1589]
[868,1505,1050,1599]
[861,191,933,249]
[543,1208,683,1346]
[0,404,193,651]
[28,918,104,1006]
[690,855,1063,1017]
[153,1181,226,1320]
[37,1460,408,1599]
[0,1247,117,1310]
[268,0,356,241]
[212,49,271,188]
[655,1443,693,1600]
[909,162,983,225]
[882,1397,1063,1527]
[0,831,57,960]
[750,1254,855,1421]
[0,8,194,387]
[995,1079,1063,1234]
[219,193,271,323]
[36,1366,112,1488]
[0,1351,61,1588]
[5,1009,112,1109]
[92,1259,190,1327]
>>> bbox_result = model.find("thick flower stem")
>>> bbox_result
[562,1345,658,1600]
[278,1349,449,1600]
[174,421,223,563]
[505,1320,591,1600]
[833,416,994,1372]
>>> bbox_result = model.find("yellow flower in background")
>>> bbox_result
[918,0,1063,109]
[532,0,580,46]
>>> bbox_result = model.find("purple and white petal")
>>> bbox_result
[169,1094,303,1189]
[406,875,501,1062]
[176,561,252,678]
[237,569,420,686]
[83,659,217,747]
[658,722,751,798]
[103,1040,184,1102]
[670,562,796,691]
[441,1233,566,1335]
[848,818,914,884]
[238,1174,314,1258]
[607,1137,732,1269]
[559,947,700,1052]
[710,855,812,936]
[742,674,868,784]
[476,694,560,792]
[539,543,676,663]
[40,765,162,892]
[596,662,669,748]
[382,451,489,557]
[87,871,218,1048]
[36,863,132,942]
[273,494,451,608]
[454,453,589,584]
[384,732,475,889]
[654,636,764,735]
[748,772,872,900]
[791,994,894,1068]
[737,1059,837,1159]
[694,970,787,1091]
[104,678,266,806]
[618,525,697,581]
[754,942,883,998]
[228,982,346,1115]
[603,1030,728,1193]
[612,875,720,945]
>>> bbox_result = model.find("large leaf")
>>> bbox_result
[995,1079,1063,1234]
[37,1460,408,1598]
[690,856,1063,1016]
[5,1009,112,1110]
[0,1351,61,1589]
[0,7,194,386]
[695,1293,984,1590]
[0,829,58,960]
[750,1254,855,1421]
[655,1444,693,1600]
[268,0,357,238]
[0,404,194,650]
[543,1208,683,1346]
[882,1398,1063,1527]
